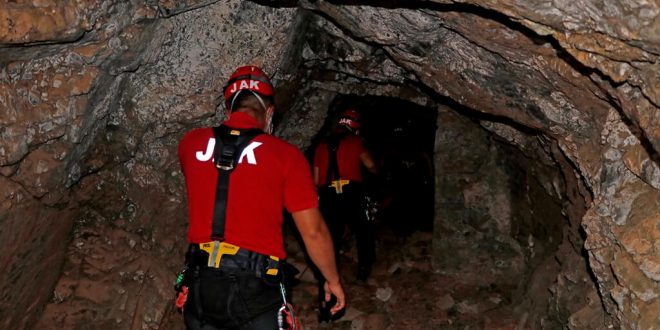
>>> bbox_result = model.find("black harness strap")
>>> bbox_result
[211,125,263,241]
[325,136,341,185]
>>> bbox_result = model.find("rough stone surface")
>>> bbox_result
[1,1,296,328]
[0,0,659,329]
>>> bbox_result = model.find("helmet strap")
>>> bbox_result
[252,92,268,114]
[229,89,269,113]
[228,89,244,112]
[228,89,273,133]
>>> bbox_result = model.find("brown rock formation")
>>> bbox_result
[0,0,658,328]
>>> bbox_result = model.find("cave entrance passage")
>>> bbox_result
[323,94,438,235]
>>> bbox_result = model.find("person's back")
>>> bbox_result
[314,133,365,186]
[176,66,345,330]
[311,108,377,321]
[180,115,317,258]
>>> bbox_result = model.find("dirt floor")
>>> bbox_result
[285,226,527,330]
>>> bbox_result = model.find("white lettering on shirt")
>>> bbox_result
[239,142,262,165]
[196,138,215,161]
[195,139,262,165]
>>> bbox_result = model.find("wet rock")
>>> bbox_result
[375,287,393,302]
[437,294,455,311]
[362,313,389,330]
[456,300,481,315]
[568,292,608,330]
[74,279,113,305]
[341,307,365,321]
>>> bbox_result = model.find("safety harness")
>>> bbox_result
[210,125,263,241]
[326,136,350,194]
[175,125,299,329]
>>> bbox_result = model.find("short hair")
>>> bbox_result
[230,91,273,113]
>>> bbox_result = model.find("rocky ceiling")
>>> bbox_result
[0,0,658,329]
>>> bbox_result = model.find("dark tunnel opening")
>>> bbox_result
[306,94,438,236]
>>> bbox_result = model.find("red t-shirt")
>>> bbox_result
[178,113,318,259]
[313,134,364,186]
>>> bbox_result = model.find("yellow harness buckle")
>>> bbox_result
[328,179,350,194]
[199,241,240,268]
[266,256,280,276]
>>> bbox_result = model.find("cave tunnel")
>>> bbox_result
[1,1,659,329]
[284,88,573,329]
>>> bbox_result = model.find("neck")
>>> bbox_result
[231,108,267,131]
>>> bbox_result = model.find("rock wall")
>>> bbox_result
[291,2,659,328]
[0,0,658,328]
[1,1,297,328]
[432,108,597,327]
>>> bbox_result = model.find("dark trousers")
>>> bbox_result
[312,183,375,320]
[183,268,282,330]
[317,182,376,273]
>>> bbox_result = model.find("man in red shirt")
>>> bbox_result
[178,66,344,329]
[312,108,377,321]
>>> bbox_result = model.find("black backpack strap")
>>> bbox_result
[210,125,263,241]
[325,136,341,185]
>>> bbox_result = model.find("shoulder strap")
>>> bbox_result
[325,136,341,184]
[210,125,263,241]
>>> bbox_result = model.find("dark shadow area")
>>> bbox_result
[307,94,437,235]
[359,96,437,235]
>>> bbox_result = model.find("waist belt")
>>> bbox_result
[187,241,280,277]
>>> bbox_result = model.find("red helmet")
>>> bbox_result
[338,108,361,132]
[223,65,274,111]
